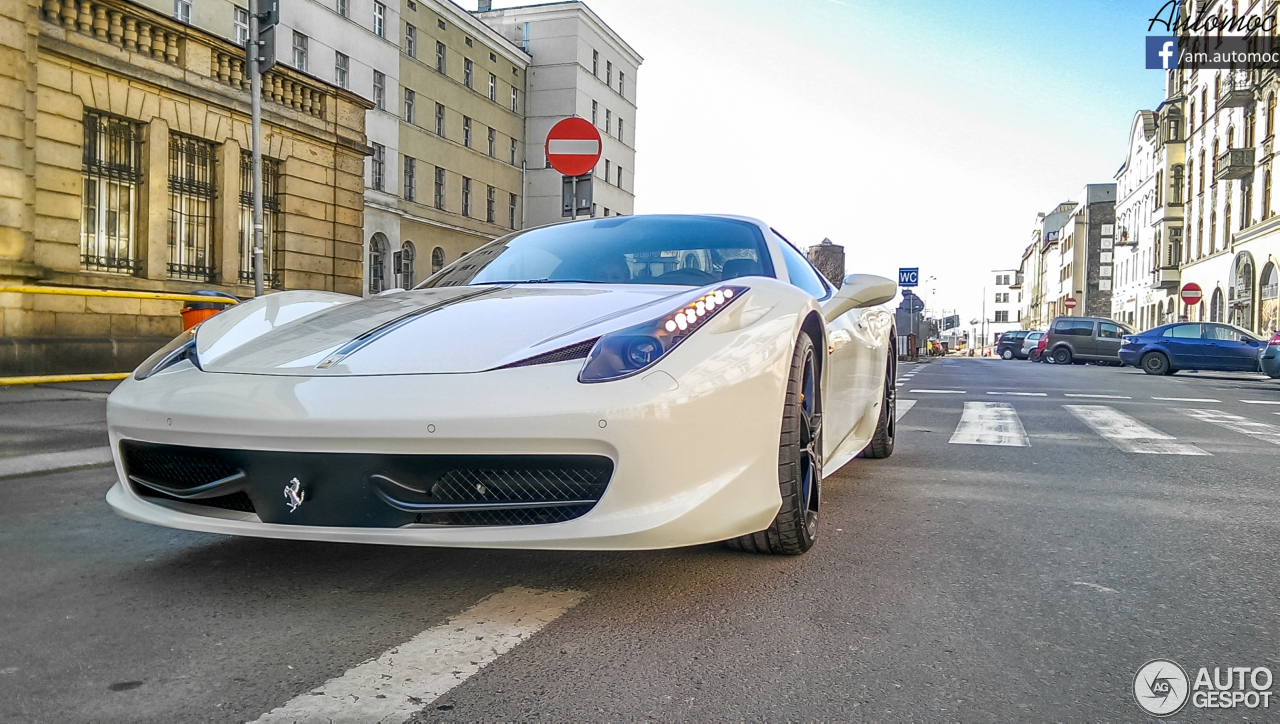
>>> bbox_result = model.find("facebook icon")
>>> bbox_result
[1145,36,1179,69]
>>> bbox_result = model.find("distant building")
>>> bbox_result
[988,269,1020,345]
[806,238,845,286]
[1054,184,1117,320]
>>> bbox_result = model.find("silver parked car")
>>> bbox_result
[1021,331,1045,361]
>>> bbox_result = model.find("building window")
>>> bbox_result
[464,36,472,47]
[437,18,445,30]
[510,87,518,112]
[462,176,472,216]
[619,71,625,96]
[233,7,248,46]
[431,246,445,274]
[403,156,416,202]
[1266,170,1274,218]
[81,111,142,274]
[335,52,350,89]
[373,71,386,110]
[167,134,216,281]
[1199,150,1205,194]
[509,192,517,229]
[487,128,496,157]
[1155,170,1163,208]
[369,233,387,294]
[435,41,446,73]
[618,117,624,143]
[434,166,445,209]
[488,73,497,101]
[462,116,472,147]
[337,0,347,17]
[373,1,385,37]
[405,24,416,57]
[604,159,610,182]
[397,241,415,288]
[371,143,385,191]
[605,109,611,134]
[238,151,280,286]
[606,60,612,85]
[404,88,415,124]
[464,58,473,89]
[1269,93,1277,137]
[994,310,1009,323]
[486,185,495,223]
[509,137,517,165]
[434,102,445,136]
[616,164,623,188]
[292,31,308,71]
[592,49,598,75]
[174,0,190,23]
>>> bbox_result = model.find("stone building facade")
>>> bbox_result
[0,0,370,375]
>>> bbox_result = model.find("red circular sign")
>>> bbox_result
[545,118,602,177]
[1063,297,1077,309]
[1180,282,1203,306]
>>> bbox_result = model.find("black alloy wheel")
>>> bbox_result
[1052,346,1073,365]
[728,333,821,555]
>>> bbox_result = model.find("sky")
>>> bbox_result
[483,0,1169,323]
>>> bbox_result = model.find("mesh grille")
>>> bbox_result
[497,338,598,369]
[122,443,240,490]
[430,467,607,504]
[416,504,595,527]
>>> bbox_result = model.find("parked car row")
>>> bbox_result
[995,317,1280,378]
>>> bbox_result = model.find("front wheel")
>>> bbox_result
[728,333,821,555]
[1052,346,1073,365]
[861,353,896,459]
[1142,352,1170,375]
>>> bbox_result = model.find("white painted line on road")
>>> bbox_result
[1064,394,1132,399]
[1073,581,1118,594]
[1240,400,1280,405]
[949,402,1029,447]
[910,389,966,394]
[986,391,1047,396]
[1064,405,1209,455]
[1175,409,1280,447]
[1153,397,1220,403]
[0,446,113,479]
[895,399,916,422]
[254,587,585,724]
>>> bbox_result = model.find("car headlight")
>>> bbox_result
[133,328,201,381]
[579,285,747,383]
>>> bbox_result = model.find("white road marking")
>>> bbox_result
[1064,405,1209,455]
[1073,581,1118,594]
[1064,394,1132,399]
[0,447,113,479]
[986,391,1048,396]
[911,389,966,394]
[253,587,586,724]
[1240,400,1280,405]
[1175,409,1280,446]
[949,402,1029,447]
[895,399,916,422]
[1153,397,1220,403]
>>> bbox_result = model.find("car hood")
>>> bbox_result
[196,284,693,375]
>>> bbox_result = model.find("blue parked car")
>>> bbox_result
[1119,322,1266,375]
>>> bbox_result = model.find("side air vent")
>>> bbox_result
[496,337,599,369]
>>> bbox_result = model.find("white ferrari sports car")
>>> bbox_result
[106,214,898,555]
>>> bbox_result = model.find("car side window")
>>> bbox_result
[1055,319,1092,336]
[1206,324,1245,342]
[1098,322,1123,339]
[775,238,832,300]
[1164,324,1202,339]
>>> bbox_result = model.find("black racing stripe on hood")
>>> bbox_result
[315,286,505,369]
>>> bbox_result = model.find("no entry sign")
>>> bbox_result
[1063,297,1078,310]
[1180,282,1203,306]
[545,118,601,177]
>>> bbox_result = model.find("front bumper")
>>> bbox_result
[105,327,794,549]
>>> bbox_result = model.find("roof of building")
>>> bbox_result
[474,1,643,64]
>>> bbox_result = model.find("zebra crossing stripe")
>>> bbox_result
[895,399,916,422]
[1063,405,1209,455]
[949,402,1029,447]
[1175,409,1280,446]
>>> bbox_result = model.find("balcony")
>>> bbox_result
[1219,71,1255,108]
[1215,148,1256,180]
[1151,266,1180,290]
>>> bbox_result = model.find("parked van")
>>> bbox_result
[1043,316,1134,365]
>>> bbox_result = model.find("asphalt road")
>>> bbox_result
[3,359,1280,721]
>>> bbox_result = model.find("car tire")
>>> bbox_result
[861,353,896,460]
[1029,350,1041,362]
[727,333,821,555]
[1001,348,1014,360]
[1141,352,1171,375]
[1052,346,1072,365]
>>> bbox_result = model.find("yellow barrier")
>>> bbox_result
[0,373,130,387]
[0,285,239,387]
[0,285,240,305]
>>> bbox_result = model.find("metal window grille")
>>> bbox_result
[434,167,445,209]
[486,185,495,223]
[81,111,142,274]
[168,134,217,281]
[462,177,471,217]
[371,143,384,191]
[509,192,516,229]
[404,89,415,124]
[403,157,416,202]
[373,71,385,110]
[238,151,280,287]
[464,59,473,88]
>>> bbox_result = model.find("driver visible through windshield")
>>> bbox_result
[419,215,775,288]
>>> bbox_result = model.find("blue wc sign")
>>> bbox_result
[898,268,919,287]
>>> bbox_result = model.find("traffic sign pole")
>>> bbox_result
[546,118,601,221]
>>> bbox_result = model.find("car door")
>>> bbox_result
[1160,324,1203,368]
[1095,321,1125,360]
[1204,324,1262,371]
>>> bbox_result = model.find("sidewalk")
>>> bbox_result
[0,380,120,478]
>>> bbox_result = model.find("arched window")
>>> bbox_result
[369,232,388,294]
[1212,139,1219,182]
[1190,99,1197,131]
[1268,93,1276,137]
[1172,165,1184,204]
[1260,262,1279,335]
[1197,216,1204,259]
[1156,170,1163,207]
[1266,170,1273,219]
[1199,150,1206,194]
[1232,254,1256,330]
[1227,126,1234,150]
[1223,202,1231,249]
[399,241,416,288]
[431,246,445,274]
[1210,209,1217,254]
[1210,288,1224,322]
[1201,88,1208,123]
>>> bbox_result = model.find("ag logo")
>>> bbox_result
[1134,659,1190,716]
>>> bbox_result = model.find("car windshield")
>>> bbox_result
[418,216,775,288]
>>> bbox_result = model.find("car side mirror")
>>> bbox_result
[822,274,897,322]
